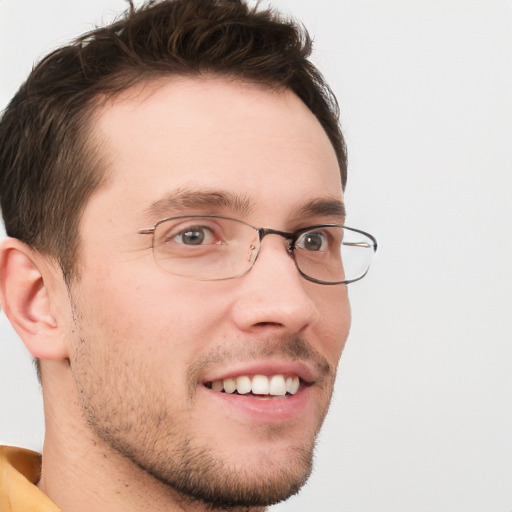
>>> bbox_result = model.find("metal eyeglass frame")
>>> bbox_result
[139,214,378,285]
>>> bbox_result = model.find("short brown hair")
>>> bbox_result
[0,0,346,282]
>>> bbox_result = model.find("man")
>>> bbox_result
[0,0,376,510]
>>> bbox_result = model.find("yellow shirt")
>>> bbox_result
[0,446,60,512]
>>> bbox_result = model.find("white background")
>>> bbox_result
[1,1,511,511]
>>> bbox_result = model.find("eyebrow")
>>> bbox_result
[143,188,254,221]
[298,198,346,221]
[143,188,346,224]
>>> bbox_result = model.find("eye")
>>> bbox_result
[172,225,216,245]
[296,231,328,252]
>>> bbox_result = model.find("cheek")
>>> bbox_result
[316,286,351,362]
[71,270,232,370]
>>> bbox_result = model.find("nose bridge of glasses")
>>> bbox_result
[258,227,294,253]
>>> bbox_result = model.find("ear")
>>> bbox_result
[0,238,69,360]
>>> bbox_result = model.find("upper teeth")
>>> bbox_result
[209,375,300,396]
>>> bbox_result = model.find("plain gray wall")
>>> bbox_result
[1,1,511,510]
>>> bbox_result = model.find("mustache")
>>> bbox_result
[187,336,333,394]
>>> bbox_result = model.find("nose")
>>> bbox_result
[230,235,319,335]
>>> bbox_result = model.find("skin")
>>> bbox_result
[1,76,350,512]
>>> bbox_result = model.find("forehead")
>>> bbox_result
[88,76,342,225]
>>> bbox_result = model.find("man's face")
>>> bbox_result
[67,77,350,508]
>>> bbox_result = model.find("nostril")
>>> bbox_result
[254,321,284,328]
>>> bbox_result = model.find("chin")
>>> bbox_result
[149,440,315,509]
[105,427,315,510]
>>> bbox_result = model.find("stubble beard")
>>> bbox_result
[105,429,316,511]
[71,328,334,511]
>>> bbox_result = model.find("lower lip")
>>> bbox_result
[202,386,312,423]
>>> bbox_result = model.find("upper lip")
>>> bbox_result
[200,359,320,386]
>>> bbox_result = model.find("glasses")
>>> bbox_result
[139,215,377,285]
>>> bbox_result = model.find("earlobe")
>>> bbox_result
[0,238,69,360]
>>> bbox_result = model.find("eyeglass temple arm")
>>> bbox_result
[342,241,373,248]
[139,228,156,235]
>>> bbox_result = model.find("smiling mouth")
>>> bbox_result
[204,374,302,399]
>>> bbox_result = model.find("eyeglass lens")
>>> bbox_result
[151,216,375,283]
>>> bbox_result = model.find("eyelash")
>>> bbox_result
[163,222,223,244]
